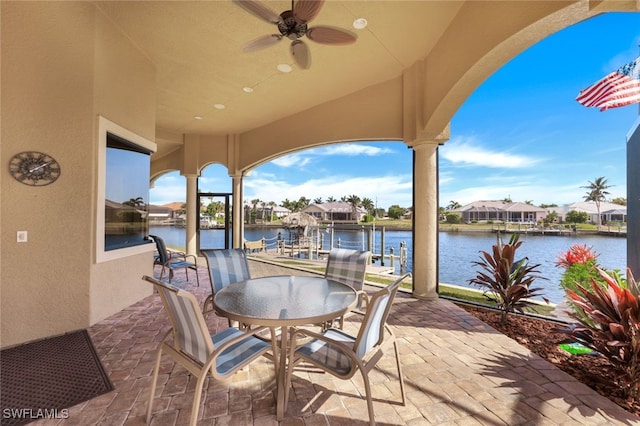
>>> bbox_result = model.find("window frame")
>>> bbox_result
[95,116,157,263]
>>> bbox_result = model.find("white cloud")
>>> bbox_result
[440,136,540,168]
[271,153,312,168]
[150,181,186,204]
[270,143,395,169]
[320,144,394,156]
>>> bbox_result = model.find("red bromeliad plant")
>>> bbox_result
[555,244,626,324]
[556,244,598,268]
[469,234,547,325]
[561,268,640,402]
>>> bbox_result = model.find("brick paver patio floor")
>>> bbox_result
[30,257,640,425]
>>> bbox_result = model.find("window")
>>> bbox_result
[96,116,156,263]
[105,133,153,251]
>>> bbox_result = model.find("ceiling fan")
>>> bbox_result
[233,0,357,70]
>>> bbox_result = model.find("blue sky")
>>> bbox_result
[151,12,640,210]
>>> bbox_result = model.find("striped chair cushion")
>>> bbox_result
[203,249,251,293]
[295,329,357,376]
[160,285,212,364]
[355,291,391,358]
[325,248,369,292]
[160,286,269,374]
[211,328,271,376]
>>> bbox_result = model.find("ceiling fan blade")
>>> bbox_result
[306,26,357,45]
[290,40,311,69]
[243,34,282,52]
[293,0,325,24]
[233,0,282,25]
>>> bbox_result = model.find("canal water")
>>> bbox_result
[150,225,627,304]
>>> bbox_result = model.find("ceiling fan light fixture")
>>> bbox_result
[277,63,293,73]
[353,18,367,29]
[243,87,254,93]
[235,0,356,69]
[214,104,226,110]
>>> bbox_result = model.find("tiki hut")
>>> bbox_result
[281,212,318,228]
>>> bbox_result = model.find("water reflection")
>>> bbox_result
[150,225,626,304]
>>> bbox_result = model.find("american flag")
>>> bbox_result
[576,56,640,111]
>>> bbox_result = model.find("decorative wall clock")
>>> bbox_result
[8,151,61,186]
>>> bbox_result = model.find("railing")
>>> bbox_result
[254,226,409,274]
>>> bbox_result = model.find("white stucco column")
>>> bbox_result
[411,141,440,299]
[231,173,244,249]
[185,174,198,256]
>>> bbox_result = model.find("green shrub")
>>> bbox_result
[555,244,624,324]
[445,212,462,224]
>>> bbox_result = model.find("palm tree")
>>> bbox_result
[447,200,461,210]
[250,198,261,223]
[582,176,612,230]
[297,196,311,211]
[361,197,374,216]
[313,197,323,204]
[123,196,145,207]
[267,201,277,221]
[206,201,224,223]
[326,196,336,203]
[345,194,361,223]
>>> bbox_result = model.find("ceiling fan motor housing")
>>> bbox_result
[278,10,307,40]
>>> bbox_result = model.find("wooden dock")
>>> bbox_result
[248,248,397,275]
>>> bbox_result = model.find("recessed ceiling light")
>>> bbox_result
[194,116,203,120]
[243,87,254,93]
[277,63,293,73]
[353,18,368,29]
[214,104,226,110]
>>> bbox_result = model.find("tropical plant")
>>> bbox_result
[560,268,640,402]
[206,201,224,220]
[361,197,374,216]
[345,194,361,222]
[468,233,547,324]
[267,201,277,221]
[447,200,461,210]
[556,244,598,269]
[123,196,145,207]
[542,211,558,226]
[611,197,627,206]
[582,176,612,230]
[555,244,628,325]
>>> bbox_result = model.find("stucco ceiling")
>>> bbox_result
[94,1,465,154]
[94,1,636,160]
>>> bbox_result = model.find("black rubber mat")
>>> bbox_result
[0,330,114,425]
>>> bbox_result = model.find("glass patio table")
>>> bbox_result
[213,275,357,420]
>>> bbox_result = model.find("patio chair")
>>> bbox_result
[324,248,371,328]
[285,273,410,426]
[142,275,276,426]
[201,248,251,316]
[150,234,200,286]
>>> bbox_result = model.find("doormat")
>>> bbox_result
[0,330,114,425]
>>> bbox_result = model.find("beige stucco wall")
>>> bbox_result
[1,2,155,348]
